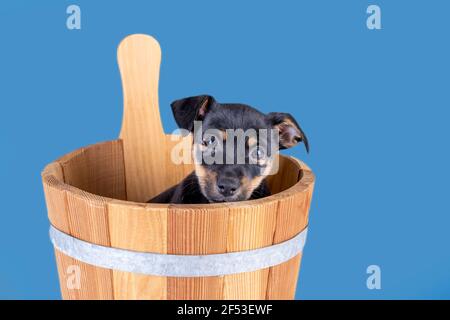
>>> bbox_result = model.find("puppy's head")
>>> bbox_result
[171,95,309,202]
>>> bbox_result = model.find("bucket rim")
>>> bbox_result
[42,139,315,210]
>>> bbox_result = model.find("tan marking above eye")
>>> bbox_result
[221,130,227,141]
[248,135,258,147]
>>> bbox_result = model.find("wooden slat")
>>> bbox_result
[265,254,302,299]
[60,140,126,200]
[266,160,314,300]
[167,277,225,300]
[42,164,74,300]
[266,155,301,195]
[42,164,69,233]
[42,155,116,299]
[111,271,166,300]
[54,249,75,299]
[272,183,313,243]
[108,201,168,300]
[223,268,272,300]
[66,191,111,246]
[167,205,229,300]
[62,189,114,299]
[54,249,114,300]
[223,200,278,300]
[165,134,195,190]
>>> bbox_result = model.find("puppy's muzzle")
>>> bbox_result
[217,176,240,197]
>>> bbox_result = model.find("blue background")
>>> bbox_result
[1,0,449,299]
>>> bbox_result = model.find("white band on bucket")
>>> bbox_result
[49,225,307,277]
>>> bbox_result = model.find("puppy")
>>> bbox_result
[148,95,309,204]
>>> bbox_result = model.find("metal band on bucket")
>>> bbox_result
[49,225,307,277]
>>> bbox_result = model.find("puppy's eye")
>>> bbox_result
[256,148,264,158]
[250,146,266,162]
[203,135,216,146]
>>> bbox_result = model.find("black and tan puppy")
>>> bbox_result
[148,95,309,204]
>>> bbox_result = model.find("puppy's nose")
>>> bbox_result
[217,177,240,197]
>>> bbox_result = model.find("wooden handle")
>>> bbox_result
[118,34,165,141]
[117,34,166,201]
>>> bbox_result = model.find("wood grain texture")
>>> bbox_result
[59,142,121,299]
[42,164,69,233]
[167,277,225,300]
[54,249,113,300]
[111,271,166,300]
[42,164,77,300]
[59,140,126,200]
[118,34,168,202]
[66,191,111,246]
[223,200,278,299]
[266,155,301,195]
[108,201,168,300]
[265,254,302,299]
[167,205,229,300]
[60,189,114,299]
[223,268,271,300]
[165,134,195,188]
[42,140,127,300]
[54,249,75,299]
[266,158,315,299]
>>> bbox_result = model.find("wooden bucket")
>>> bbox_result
[42,34,315,300]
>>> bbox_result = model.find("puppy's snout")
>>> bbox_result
[217,177,240,197]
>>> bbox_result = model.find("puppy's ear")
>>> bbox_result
[171,95,215,131]
[266,112,309,153]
